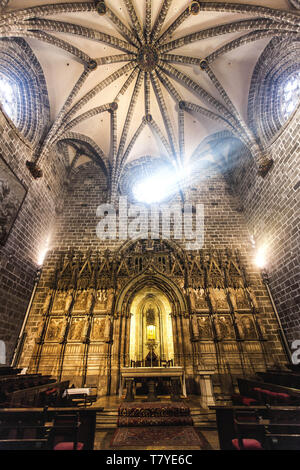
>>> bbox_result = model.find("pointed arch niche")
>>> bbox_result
[129,287,174,365]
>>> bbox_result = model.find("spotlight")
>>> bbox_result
[255,246,267,269]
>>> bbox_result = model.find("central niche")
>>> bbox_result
[129,287,174,366]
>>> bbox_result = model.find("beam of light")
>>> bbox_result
[37,234,51,266]
[132,165,191,204]
[255,246,267,269]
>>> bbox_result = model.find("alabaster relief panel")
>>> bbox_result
[236,315,258,340]
[214,315,235,340]
[90,317,106,341]
[228,287,251,311]
[73,289,89,312]
[197,315,212,339]
[93,289,111,312]
[51,290,73,314]
[68,317,86,341]
[45,317,65,342]
[189,287,209,311]
[209,288,230,311]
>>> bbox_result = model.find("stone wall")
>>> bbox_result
[17,157,287,395]
[0,109,67,364]
[232,107,300,347]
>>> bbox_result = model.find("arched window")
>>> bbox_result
[280,72,300,120]
[0,74,17,122]
[248,38,300,144]
[0,38,49,144]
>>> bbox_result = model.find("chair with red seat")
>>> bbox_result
[232,438,263,450]
[54,441,84,450]
[50,411,84,451]
[232,409,265,450]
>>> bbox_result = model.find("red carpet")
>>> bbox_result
[118,402,193,426]
[110,426,212,448]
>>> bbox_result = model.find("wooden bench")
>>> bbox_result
[211,405,300,450]
[237,377,300,404]
[0,406,104,450]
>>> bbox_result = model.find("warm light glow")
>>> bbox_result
[133,166,190,204]
[147,324,156,340]
[255,246,267,269]
[37,235,51,266]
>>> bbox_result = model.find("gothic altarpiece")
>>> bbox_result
[18,240,285,398]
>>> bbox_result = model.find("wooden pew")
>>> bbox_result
[211,405,300,450]
[256,370,300,389]
[0,406,104,450]
[237,377,300,404]
[4,380,69,407]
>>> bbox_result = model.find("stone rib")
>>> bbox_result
[144,72,151,115]
[114,67,139,102]
[184,101,247,145]
[117,70,143,165]
[25,18,137,53]
[206,29,299,62]
[123,0,144,44]
[61,104,112,135]
[1,29,90,63]
[106,6,140,48]
[148,118,173,159]
[156,68,183,103]
[159,61,240,131]
[157,7,190,45]
[65,62,136,121]
[0,2,95,24]
[199,2,300,27]
[120,119,147,169]
[145,0,152,43]
[151,70,178,158]
[151,0,173,43]
[96,54,135,66]
[160,53,202,66]
[44,67,92,151]
[159,18,298,53]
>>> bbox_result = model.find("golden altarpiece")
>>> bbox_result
[18,239,286,399]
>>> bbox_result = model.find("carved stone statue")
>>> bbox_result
[191,315,199,339]
[106,288,114,311]
[256,318,267,340]
[104,316,112,342]
[235,318,245,340]
[214,316,231,340]
[64,289,73,314]
[228,287,237,311]
[208,288,217,312]
[198,316,212,339]
[240,316,257,339]
[42,290,53,315]
[69,318,84,341]
[246,287,259,310]
[85,288,94,313]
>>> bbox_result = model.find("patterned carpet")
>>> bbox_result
[110,426,212,449]
[118,401,193,426]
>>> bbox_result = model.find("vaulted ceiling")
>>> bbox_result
[0,0,299,200]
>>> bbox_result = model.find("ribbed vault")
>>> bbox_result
[0,0,299,199]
